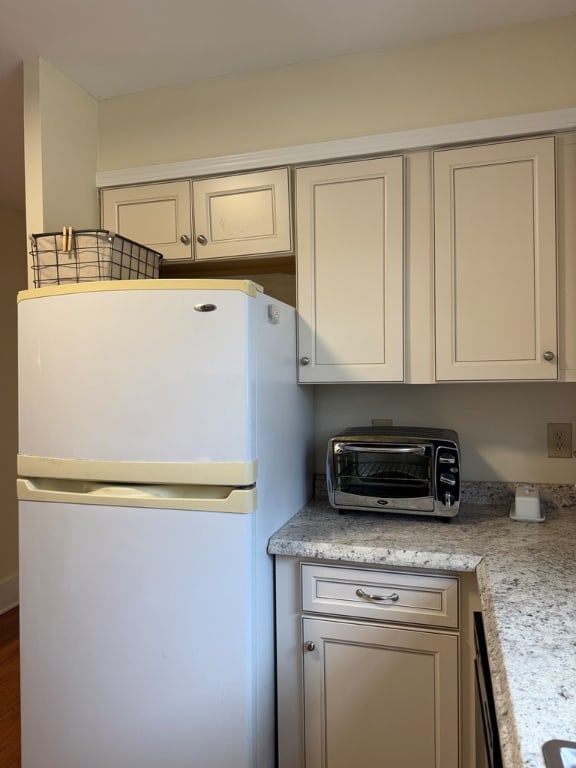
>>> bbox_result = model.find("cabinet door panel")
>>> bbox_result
[192,168,291,260]
[557,132,576,381]
[303,618,459,768]
[296,158,404,383]
[434,137,557,380]
[101,181,192,261]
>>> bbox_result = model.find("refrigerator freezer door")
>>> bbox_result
[18,282,259,472]
[17,477,257,513]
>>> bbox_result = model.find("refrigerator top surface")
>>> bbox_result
[17,278,264,303]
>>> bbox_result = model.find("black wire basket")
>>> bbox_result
[30,229,163,287]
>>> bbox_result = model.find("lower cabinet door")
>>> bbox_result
[303,617,459,768]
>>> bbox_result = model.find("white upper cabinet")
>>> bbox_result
[100,132,567,385]
[101,180,192,261]
[296,157,404,384]
[557,132,576,382]
[192,168,291,260]
[434,137,558,381]
[101,168,292,263]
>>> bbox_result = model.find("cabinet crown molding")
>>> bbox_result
[96,108,576,188]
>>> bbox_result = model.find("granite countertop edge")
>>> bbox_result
[268,489,576,768]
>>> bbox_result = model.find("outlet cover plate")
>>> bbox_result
[547,422,572,458]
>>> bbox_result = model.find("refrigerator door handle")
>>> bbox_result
[17,455,258,486]
[16,478,257,514]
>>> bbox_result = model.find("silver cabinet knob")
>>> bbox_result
[180,234,191,245]
[300,357,310,366]
[197,234,208,246]
[305,641,315,652]
[543,351,555,362]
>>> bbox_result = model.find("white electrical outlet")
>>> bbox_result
[547,422,573,458]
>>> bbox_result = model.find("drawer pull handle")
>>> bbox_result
[356,588,400,603]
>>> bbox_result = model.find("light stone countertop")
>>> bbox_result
[268,498,576,768]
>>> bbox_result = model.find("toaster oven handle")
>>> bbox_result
[336,443,427,455]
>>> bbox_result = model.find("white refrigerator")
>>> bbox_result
[17,279,313,768]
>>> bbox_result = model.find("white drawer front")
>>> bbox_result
[301,564,459,628]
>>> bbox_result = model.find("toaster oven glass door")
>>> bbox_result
[333,442,434,510]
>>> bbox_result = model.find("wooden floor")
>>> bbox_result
[0,608,20,768]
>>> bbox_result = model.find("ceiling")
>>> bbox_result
[1,0,576,210]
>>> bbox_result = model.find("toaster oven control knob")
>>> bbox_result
[439,453,456,465]
[440,473,457,486]
[443,492,455,509]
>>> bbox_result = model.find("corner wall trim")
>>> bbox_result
[96,108,576,188]
[0,573,19,615]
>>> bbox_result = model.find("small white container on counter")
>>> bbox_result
[510,485,545,522]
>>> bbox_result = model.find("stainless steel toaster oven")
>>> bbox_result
[327,426,460,518]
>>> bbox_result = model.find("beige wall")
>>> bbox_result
[314,384,576,483]
[0,204,27,605]
[24,59,99,260]
[98,15,576,171]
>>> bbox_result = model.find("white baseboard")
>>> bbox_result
[0,573,19,614]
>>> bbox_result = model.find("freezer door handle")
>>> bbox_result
[17,455,258,486]
[90,485,167,498]
[17,478,257,514]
